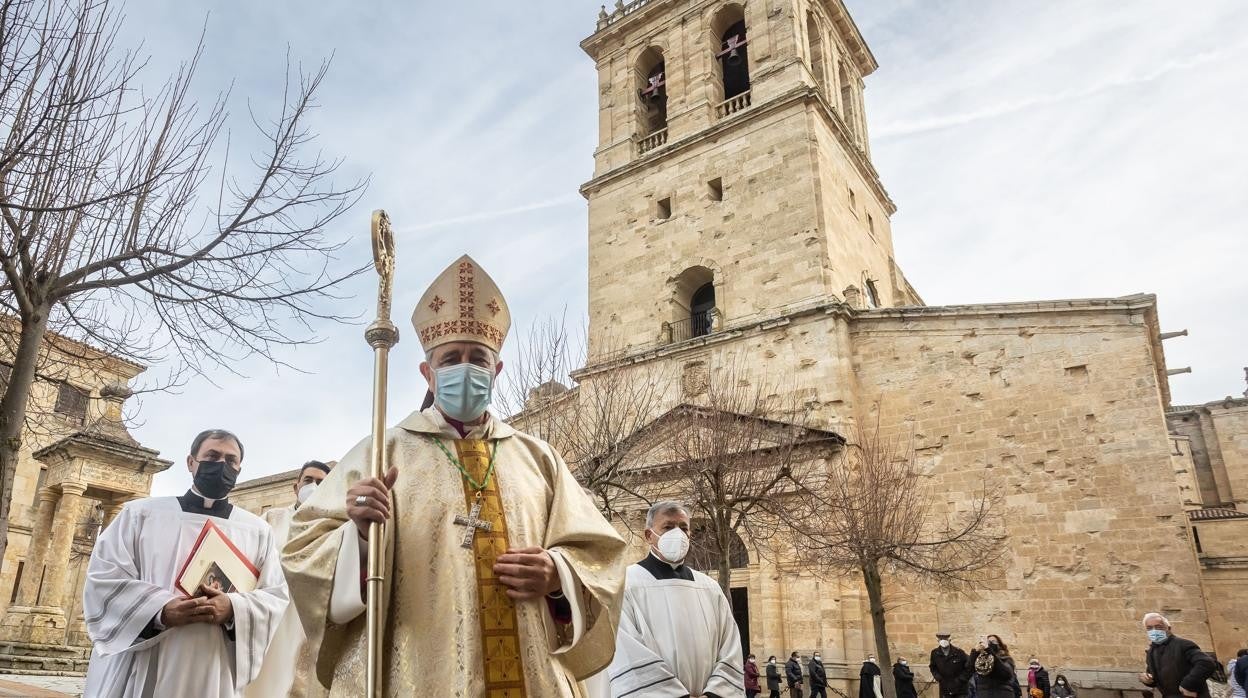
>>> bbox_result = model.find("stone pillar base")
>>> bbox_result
[0,605,69,645]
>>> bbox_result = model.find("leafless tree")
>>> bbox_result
[796,423,1005,698]
[501,314,669,521]
[661,362,842,604]
[0,0,367,562]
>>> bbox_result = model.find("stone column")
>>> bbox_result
[15,487,60,606]
[37,481,87,609]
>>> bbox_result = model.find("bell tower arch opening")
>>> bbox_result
[806,11,827,95]
[636,46,667,137]
[711,4,750,102]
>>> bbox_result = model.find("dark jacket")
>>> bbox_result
[787,657,805,687]
[1030,667,1051,698]
[932,645,973,698]
[895,662,919,698]
[969,649,1017,698]
[1145,635,1217,698]
[746,660,760,691]
[767,662,783,690]
[810,659,828,688]
[1052,679,1076,698]
[861,661,883,698]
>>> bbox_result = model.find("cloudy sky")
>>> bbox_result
[115,0,1248,495]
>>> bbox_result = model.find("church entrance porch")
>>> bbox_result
[0,387,170,665]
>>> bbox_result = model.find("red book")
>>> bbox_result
[174,519,260,597]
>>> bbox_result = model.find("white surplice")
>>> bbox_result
[599,556,744,697]
[83,496,289,698]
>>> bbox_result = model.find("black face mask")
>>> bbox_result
[194,460,238,500]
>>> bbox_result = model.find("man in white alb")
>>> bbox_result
[246,460,334,697]
[598,501,744,697]
[83,429,288,698]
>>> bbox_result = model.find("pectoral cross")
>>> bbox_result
[453,498,492,549]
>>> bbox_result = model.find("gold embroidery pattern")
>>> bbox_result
[454,439,527,698]
[459,260,476,319]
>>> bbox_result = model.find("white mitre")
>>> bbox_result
[412,254,511,354]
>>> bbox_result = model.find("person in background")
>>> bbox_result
[895,656,918,698]
[1052,674,1076,698]
[1138,612,1216,698]
[1029,657,1052,698]
[931,632,973,698]
[250,460,335,698]
[746,654,761,698]
[787,652,805,698]
[767,656,783,698]
[860,656,883,698]
[809,651,828,698]
[601,502,743,697]
[1230,650,1248,698]
[970,635,1017,698]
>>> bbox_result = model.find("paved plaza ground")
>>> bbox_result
[0,674,83,697]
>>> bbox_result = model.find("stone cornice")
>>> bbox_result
[33,432,170,473]
[581,84,895,215]
[578,294,1160,377]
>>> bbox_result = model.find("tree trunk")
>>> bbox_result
[718,539,732,610]
[0,308,53,571]
[863,558,897,698]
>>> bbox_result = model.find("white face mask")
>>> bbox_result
[814,655,821,662]
[938,639,950,648]
[901,661,908,666]
[652,528,690,563]
[297,482,317,505]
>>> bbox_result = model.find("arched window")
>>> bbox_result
[711,5,750,101]
[636,47,668,136]
[838,61,856,133]
[668,266,718,343]
[806,12,826,95]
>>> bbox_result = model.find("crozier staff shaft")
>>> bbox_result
[365,209,398,698]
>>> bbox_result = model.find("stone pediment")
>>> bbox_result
[599,404,844,474]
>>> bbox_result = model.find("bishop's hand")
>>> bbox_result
[493,546,561,601]
[347,466,399,538]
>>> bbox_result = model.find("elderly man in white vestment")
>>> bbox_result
[595,501,744,698]
[246,460,334,698]
[83,429,289,698]
[283,254,628,697]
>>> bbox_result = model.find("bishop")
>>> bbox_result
[283,254,628,696]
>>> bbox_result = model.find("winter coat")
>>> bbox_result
[861,661,883,698]
[895,662,919,698]
[767,663,783,691]
[787,658,805,687]
[1145,635,1217,698]
[1029,666,1052,698]
[810,659,828,688]
[932,645,973,698]
[1052,680,1076,698]
[969,649,1017,698]
[746,661,761,691]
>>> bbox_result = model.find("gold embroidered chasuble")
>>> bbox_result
[283,408,627,698]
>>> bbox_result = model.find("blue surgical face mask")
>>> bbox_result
[434,363,494,422]
[1147,629,1168,644]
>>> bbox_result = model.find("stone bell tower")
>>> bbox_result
[580,0,922,360]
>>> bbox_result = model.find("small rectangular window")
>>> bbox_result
[655,197,672,220]
[848,187,857,212]
[55,383,89,423]
[707,178,723,202]
[867,213,875,234]
[1192,526,1203,554]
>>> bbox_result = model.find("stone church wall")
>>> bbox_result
[849,299,1211,675]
